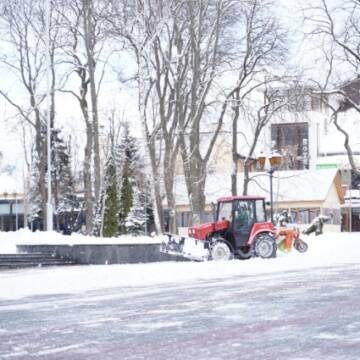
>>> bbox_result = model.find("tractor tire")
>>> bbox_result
[254,234,277,259]
[294,239,308,253]
[210,240,234,261]
[237,246,252,260]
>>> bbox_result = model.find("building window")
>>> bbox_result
[202,212,213,223]
[269,86,328,113]
[311,94,328,113]
[0,203,10,215]
[177,212,192,228]
[176,211,213,227]
[290,208,320,224]
[323,208,341,225]
[271,122,309,170]
[12,202,24,215]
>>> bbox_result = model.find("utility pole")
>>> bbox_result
[349,170,352,233]
[45,0,53,231]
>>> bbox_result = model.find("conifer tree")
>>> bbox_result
[28,128,79,232]
[52,129,78,232]
[119,161,133,234]
[29,152,43,229]
[125,180,152,235]
[109,121,155,235]
[117,123,154,235]
[102,155,120,237]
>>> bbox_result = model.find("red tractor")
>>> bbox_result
[161,195,277,261]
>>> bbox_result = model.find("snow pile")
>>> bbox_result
[0,232,359,300]
[0,229,163,254]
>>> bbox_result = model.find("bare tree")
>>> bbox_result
[169,0,285,223]
[82,0,104,204]
[59,0,108,233]
[241,88,286,194]
[150,17,182,233]
[222,0,286,195]
[108,0,279,227]
[171,0,235,225]
[312,85,360,177]
[304,0,360,176]
[0,0,62,229]
[106,0,182,233]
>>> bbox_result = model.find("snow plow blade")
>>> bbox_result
[160,233,210,261]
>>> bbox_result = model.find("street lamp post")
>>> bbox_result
[258,153,282,224]
[349,186,352,233]
[342,183,352,232]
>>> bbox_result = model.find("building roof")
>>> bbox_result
[0,174,22,197]
[217,195,265,202]
[174,169,343,206]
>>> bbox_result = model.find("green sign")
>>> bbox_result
[316,163,338,169]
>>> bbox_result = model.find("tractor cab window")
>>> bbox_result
[255,200,266,222]
[233,201,254,231]
[218,202,232,221]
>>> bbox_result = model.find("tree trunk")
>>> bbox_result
[189,170,206,225]
[333,111,360,177]
[148,137,164,233]
[232,91,240,196]
[243,160,250,195]
[83,0,101,203]
[243,130,260,195]
[163,149,177,233]
[231,111,238,195]
[137,56,164,234]
[34,103,47,229]
[187,150,207,225]
[84,120,94,234]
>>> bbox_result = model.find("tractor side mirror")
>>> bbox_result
[265,201,271,206]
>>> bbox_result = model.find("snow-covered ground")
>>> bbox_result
[1,231,360,359]
[1,259,360,359]
[0,231,359,300]
[0,229,162,254]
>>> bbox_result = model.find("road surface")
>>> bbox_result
[1,263,360,359]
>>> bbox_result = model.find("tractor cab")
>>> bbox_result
[216,196,270,249]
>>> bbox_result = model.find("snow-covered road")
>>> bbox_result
[1,231,360,359]
[1,263,360,359]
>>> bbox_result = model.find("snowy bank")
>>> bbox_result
[0,232,359,300]
[0,229,163,254]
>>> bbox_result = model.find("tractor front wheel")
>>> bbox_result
[237,246,252,260]
[210,240,234,261]
[254,234,277,259]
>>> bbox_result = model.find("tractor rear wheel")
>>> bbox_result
[254,234,277,259]
[210,240,234,261]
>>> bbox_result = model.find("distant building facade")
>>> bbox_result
[172,79,360,232]
[264,80,360,231]
[0,194,24,231]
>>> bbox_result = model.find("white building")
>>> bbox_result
[262,81,360,231]
[173,80,360,232]
[174,169,344,234]
[0,174,25,231]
